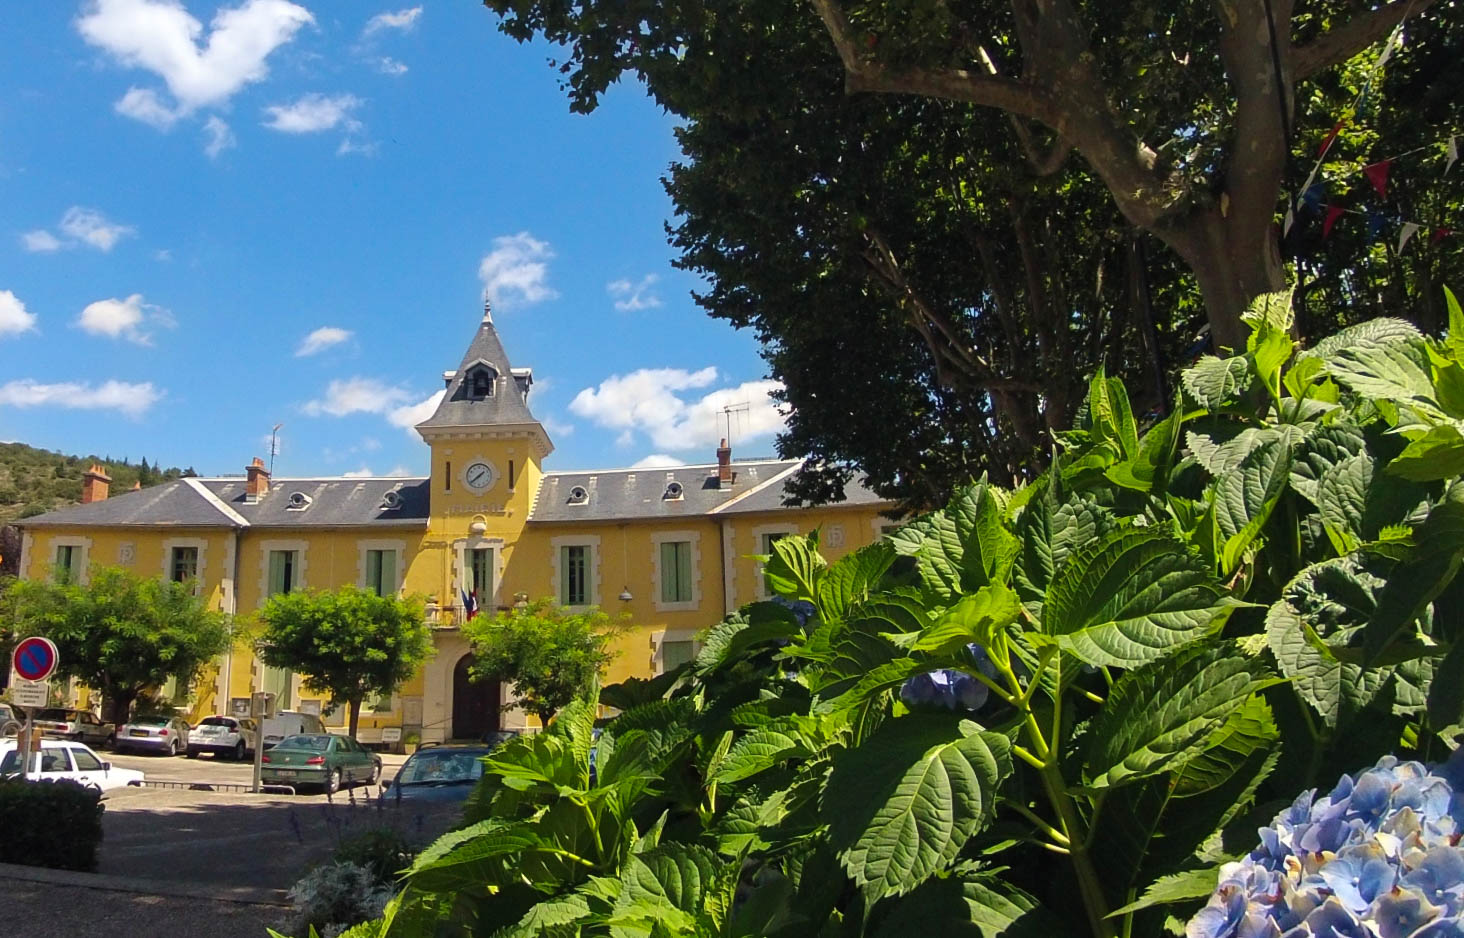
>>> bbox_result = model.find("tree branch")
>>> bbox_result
[805,0,1066,126]
[1292,0,1440,82]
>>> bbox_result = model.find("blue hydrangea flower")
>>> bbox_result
[1189,753,1464,938]
[899,643,997,713]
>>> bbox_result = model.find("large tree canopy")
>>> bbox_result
[3,566,232,723]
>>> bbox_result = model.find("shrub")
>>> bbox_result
[285,861,394,938]
[332,828,416,886]
[0,778,104,871]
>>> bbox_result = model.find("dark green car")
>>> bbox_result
[259,734,382,793]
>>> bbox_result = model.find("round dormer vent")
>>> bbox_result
[663,481,684,500]
[287,491,312,510]
[568,485,590,504]
[381,490,403,510]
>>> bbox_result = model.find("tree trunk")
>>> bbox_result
[348,697,362,739]
[107,688,138,725]
[1161,207,1287,355]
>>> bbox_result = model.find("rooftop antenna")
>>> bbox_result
[721,402,750,446]
[483,297,493,323]
[269,423,283,477]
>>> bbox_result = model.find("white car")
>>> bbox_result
[187,715,258,760]
[0,738,145,792]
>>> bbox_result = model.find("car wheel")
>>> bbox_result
[169,739,181,756]
[233,741,246,761]
[186,748,199,759]
[323,768,340,795]
[105,732,116,749]
[368,761,381,785]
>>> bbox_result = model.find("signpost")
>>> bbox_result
[250,691,277,793]
[11,637,60,781]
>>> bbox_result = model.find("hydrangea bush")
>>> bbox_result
[358,294,1464,938]
[1192,754,1464,938]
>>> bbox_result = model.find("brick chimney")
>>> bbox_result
[81,464,112,503]
[717,438,733,490]
[245,457,271,502]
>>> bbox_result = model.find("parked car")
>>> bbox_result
[33,708,114,748]
[260,710,326,749]
[0,704,19,739]
[114,714,191,756]
[186,715,258,760]
[260,733,381,793]
[0,738,145,792]
[381,742,495,805]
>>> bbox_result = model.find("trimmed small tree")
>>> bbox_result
[463,597,625,724]
[2,566,232,723]
[256,586,433,738]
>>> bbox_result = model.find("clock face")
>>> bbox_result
[464,461,497,493]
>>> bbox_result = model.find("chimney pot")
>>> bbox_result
[716,438,733,490]
[81,464,112,504]
[245,456,271,502]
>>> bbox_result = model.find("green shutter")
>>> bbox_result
[660,542,678,604]
[268,551,287,596]
[560,546,572,605]
[676,542,692,602]
[378,550,396,597]
[662,640,696,671]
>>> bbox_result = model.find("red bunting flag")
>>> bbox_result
[1434,228,1454,245]
[1363,160,1392,199]
[1323,205,1346,238]
[1319,121,1346,158]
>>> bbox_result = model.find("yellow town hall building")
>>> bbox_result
[15,307,892,743]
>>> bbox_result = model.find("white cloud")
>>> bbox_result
[115,86,181,129]
[0,378,162,418]
[77,293,172,344]
[387,389,444,431]
[570,368,787,451]
[202,115,235,157]
[21,230,63,253]
[295,326,353,357]
[78,0,314,125]
[303,377,413,417]
[263,93,362,133]
[385,465,414,477]
[154,248,173,261]
[631,454,687,469]
[336,136,378,157]
[343,466,374,478]
[0,291,38,338]
[542,416,574,439]
[374,56,408,76]
[363,7,422,36]
[478,232,558,310]
[60,207,135,252]
[359,436,381,452]
[607,274,662,312]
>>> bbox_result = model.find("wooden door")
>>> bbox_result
[451,654,501,741]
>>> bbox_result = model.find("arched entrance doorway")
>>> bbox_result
[452,653,501,740]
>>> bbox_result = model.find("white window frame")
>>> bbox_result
[652,628,702,675]
[751,524,797,600]
[550,535,601,610]
[650,531,702,612]
[257,539,308,608]
[161,537,208,590]
[453,536,505,613]
[357,539,406,597]
[49,536,91,585]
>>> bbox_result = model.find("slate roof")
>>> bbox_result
[528,460,888,523]
[12,478,243,528]
[198,478,430,527]
[16,477,431,529]
[416,312,543,434]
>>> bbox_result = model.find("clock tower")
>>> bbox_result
[416,301,552,615]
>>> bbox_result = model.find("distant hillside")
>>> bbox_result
[0,442,196,526]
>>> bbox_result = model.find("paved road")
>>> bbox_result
[1,873,291,938]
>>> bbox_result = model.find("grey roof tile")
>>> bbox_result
[15,480,241,527]
[416,314,543,433]
[199,478,430,527]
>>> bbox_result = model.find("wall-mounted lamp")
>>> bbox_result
[618,587,633,602]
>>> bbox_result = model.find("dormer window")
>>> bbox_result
[663,481,684,501]
[568,485,590,505]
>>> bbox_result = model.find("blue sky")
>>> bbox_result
[0,1,785,479]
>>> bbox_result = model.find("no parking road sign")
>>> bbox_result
[12,636,59,683]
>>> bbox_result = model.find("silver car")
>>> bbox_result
[33,708,114,748]
[186,715,257,760]
[115,714,191,756]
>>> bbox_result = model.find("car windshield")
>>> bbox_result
[397,749,488,785]
[199,717,235,728]
[131,716,170,726]
[277,735,331,751]
[36,709,74,721]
